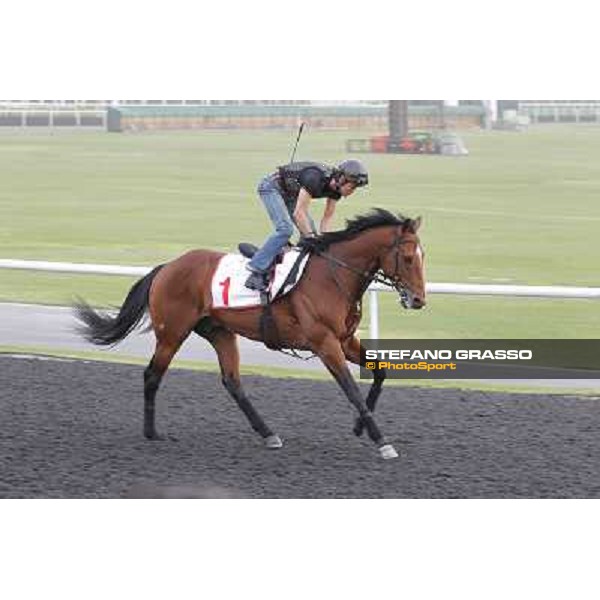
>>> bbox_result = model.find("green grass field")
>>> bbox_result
[1,126,599,339]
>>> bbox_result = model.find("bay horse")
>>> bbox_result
[74,208,426,459]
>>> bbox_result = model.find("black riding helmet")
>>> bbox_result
[337,159,369,187]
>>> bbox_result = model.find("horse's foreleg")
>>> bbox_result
[343,336,387,437]
[316,335,397,459]
[201,325,282,449]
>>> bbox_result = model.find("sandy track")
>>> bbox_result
[1,355,598,498]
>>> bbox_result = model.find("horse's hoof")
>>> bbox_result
[264,434,283,449]
[145,432,165,441]
[379,444,399,460]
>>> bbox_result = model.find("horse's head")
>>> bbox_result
[379,217,426,310]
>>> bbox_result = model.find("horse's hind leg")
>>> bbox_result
[197,322,282,449]
[144,339,183,440]
[343,335,387,437]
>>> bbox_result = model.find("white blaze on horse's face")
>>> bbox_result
[398,237,426,310]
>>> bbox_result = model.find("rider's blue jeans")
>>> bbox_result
[248,177,296,273]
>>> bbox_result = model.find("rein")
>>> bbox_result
[315,231,414,304]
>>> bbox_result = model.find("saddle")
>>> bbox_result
[233,242,313,350]
[212,243,311,311]
[238,242,259,259]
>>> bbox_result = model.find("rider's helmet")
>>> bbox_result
[337,159,369,187]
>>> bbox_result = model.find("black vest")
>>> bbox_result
[274,161,341,211]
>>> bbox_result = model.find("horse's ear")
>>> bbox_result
[404,216,422,233]
[402,217,421,233]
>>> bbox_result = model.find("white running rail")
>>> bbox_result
[2,259,600,339]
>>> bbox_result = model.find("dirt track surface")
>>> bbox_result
[1,354,599,498]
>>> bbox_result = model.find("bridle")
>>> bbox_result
[317,227,421,308]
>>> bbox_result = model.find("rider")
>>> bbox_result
[245,159,369,291]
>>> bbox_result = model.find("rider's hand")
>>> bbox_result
[298,233,319,251]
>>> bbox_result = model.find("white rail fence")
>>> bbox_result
[2,259,600,339]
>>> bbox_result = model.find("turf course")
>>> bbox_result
[1,126,599,339]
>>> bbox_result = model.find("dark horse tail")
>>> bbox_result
[74,265,164,346]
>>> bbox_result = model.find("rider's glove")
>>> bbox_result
[298,233,320,252]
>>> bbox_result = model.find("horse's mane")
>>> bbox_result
[312,208,411,250]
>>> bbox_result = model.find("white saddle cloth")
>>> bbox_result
[211,249,310,309]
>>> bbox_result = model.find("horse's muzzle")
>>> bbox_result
[411,297,425,310]
[398,287,426,310]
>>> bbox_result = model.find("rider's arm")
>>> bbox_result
[319,198,337,233]
[293,188,317,236]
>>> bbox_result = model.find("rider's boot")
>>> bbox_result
[245,267,269,292]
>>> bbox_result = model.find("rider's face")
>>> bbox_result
[338,178,358,197]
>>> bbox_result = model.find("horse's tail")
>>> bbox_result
[74,265,164,346]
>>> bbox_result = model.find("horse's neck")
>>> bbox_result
[333,229,382,270]
[327,231,382,299]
